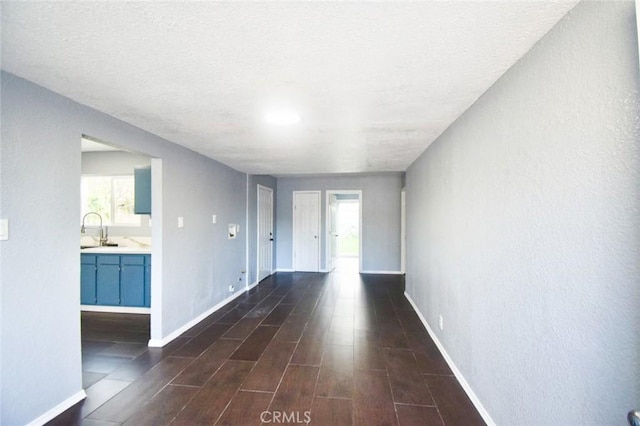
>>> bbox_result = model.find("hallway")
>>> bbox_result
[333,257,359,273]
[52,272,484,425]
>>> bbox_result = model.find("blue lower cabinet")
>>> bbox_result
[96,265,120,305]
[81,253,151,307]
[144,261,151,307]
[121,257,146,307]
[81,255,97,304]
[97,257,121,305]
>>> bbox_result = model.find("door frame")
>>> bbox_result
[325,190,363,273]
[401,188,406,274]
[327,193,338,272]
[256,184,274,282]
[293,190,321,272]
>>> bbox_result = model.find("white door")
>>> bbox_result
[257,185,274,282]
[293,191,321,272]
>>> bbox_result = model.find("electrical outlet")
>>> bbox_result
[178,217,184,228]
[228,284,235,292]
[438,315,444,331]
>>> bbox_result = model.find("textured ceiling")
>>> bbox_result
[1,1,577,175]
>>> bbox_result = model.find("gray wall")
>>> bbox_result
[81,150,151,174]
[247,175,277,285]
[276,174,402,272]
[158,145,246,335]
[405,2,640,424]
[0,72,247,425]
[81,151,152,237]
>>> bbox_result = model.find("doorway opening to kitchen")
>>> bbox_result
[79,135,161,388]
[326,190,362,273]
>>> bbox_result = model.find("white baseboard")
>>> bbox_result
[246,280,259,291]
[148,289,246,347]
[404,291,496,426]
[81,305,150,314]
[27,390,86,426]
[275,269,403,275]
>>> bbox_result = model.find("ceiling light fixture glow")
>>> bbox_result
[265,109,300,126]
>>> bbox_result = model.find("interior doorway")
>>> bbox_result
[79,135,162,395]
[80,135,162,343]
[326,190,362,273]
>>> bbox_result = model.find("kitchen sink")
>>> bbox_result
[81,243,119,249]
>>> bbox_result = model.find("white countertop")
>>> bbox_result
[81,246,151,254]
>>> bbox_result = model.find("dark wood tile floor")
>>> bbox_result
[49,271,484,426]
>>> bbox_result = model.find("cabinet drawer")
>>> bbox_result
[121,255,146,266]
[81,254,97,264]
[97,255,120,265]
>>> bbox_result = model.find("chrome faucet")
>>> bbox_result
[81,212,108,246]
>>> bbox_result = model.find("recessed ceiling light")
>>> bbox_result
[265,109,300,126]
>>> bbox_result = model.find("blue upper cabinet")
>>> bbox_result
[134,166,151,214]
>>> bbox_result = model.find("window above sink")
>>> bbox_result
[81,175,140,227]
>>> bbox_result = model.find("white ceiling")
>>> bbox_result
[1,1,577,175]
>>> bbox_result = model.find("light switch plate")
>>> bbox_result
[212,214,217,224]
[0,219,8,240]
